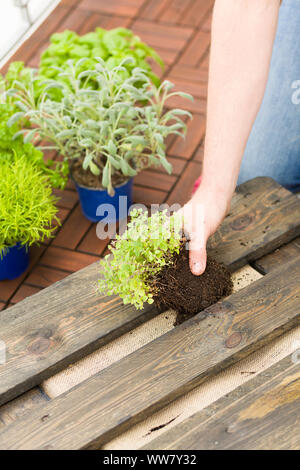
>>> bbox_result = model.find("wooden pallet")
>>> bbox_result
[0,177,299,450]
[143,354,300,450]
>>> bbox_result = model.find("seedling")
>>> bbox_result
[98,209,183,309]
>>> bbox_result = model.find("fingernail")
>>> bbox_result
[193,262,202,274]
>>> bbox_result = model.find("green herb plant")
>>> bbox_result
[0,80,68,189]
[0,154,59,257]
[1,28,163,104]
[98,209,183,309]
[9,58,193,195]
[39,28,164,88]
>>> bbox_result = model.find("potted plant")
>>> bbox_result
[98,209,233,324]
[38,27,164,89]
[0,155,59,280]
[9,58,193,222]
[0,77,68,189]
[3,27,164,104]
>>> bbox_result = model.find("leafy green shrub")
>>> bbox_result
[1,28,163,104]
[0,102,68,189]
[1,62,32,99]
[98,209,183,309]
[9,58,192,195]
[0,154,59,256]
[39,28,164,88]
[0,74,68,189]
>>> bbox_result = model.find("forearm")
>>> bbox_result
[197,0,280,207]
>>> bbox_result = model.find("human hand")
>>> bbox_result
[179,186,230,275]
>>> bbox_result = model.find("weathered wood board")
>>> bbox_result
[0,389,48,429]
[254,237,300,274]
[0,262,158,407]
[0,256,299,450]
[207,177,300,271]
[0,178,299,408]
[143,355,300,450]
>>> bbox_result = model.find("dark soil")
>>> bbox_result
[71,159,128,189]
[154,244,233,325]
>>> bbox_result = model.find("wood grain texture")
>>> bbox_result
[0,389,48,429]
[0,262,158,407]
[0,257,299,450]
[144,355,300,450]
[207,177,300,271]
[0,178,299,410]
[253,237,300,274]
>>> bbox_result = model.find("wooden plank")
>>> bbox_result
[78,0,145,17]
[0,177,299,409]
[143,355,300,450]
[180,0,214,28]
[0,257,299,450]
[207,177,300,271]
[253,237,300,274]
[0,262,158,407]
[0,389,48,429]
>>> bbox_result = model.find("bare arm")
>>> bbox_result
[184,0,281,274]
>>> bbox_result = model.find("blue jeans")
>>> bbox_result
[238,0,300,193]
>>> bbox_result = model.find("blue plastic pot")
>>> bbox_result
[0,243,29,281]
[74,178,134,223]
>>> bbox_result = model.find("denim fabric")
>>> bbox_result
[238,0,300,192]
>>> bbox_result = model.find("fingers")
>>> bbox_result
[179,201,208,275]
[189,244,207,275]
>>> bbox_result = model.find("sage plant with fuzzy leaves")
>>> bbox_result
[8,58,193,195]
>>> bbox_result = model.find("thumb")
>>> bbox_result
[180,202,208,275]
[189,242,207,275]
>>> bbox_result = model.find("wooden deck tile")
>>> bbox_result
[179,30,211,66]
[10,285,41,305]
[40,246,99,272]
[133,186,168,205]
[168,114,206,159]
[78,0,146,17]
[180,0,214,28]
[135,170,176,192]
[77,225,111,256]
[53,206,92,250]
[26,266,69,289]
[167,161,201,205]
